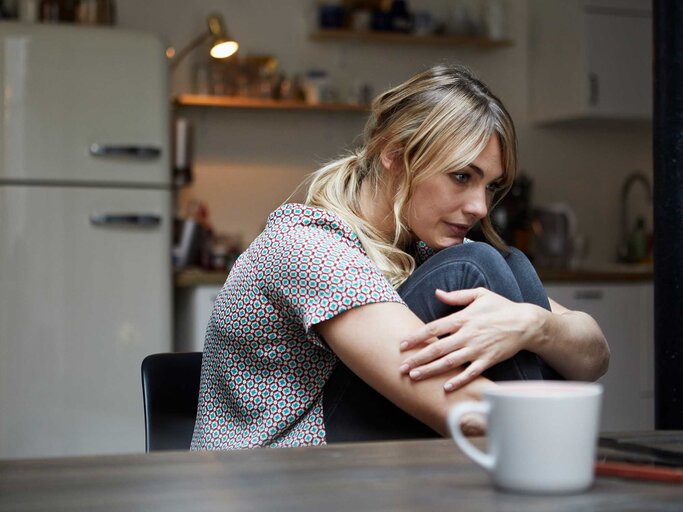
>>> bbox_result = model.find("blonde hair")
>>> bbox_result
[305,65,517,288]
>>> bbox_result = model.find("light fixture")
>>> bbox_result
[168,13,239,70]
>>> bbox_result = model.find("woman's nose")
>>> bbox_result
[463,188,489,219]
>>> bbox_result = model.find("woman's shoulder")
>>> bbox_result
[267,202,344,226]
[265,203,362,248]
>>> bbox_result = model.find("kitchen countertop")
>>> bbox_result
[174,264,653,287]
[537,264,653,283]
[174,268,230,287]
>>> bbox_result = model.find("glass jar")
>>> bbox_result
[75,0,115,25]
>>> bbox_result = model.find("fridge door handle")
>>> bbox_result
[90,214,162,228]
[89,144,162,159]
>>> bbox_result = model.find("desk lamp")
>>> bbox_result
[167,13,239,69]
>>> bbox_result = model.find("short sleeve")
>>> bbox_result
[253,213,403,349]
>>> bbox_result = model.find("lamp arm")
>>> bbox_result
[170,31,212,70]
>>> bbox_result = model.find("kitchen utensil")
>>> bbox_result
[532,203,577,269]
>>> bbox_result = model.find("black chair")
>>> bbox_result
[141,352,202,452]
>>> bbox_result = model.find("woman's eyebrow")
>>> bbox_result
[466,164,484,177]
[467,164,505,182]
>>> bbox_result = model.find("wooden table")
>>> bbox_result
[1,439,682,512]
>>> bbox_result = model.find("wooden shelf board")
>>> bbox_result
[174,95,369,112]
[309,29,514,48]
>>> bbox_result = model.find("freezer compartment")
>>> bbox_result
[0,23,169,185]
[0,185,172,459]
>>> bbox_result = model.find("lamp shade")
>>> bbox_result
[210,40,239,59]
[169,12,239,69]
[207,14,239,59]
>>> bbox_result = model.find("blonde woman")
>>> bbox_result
[191,65,609,450]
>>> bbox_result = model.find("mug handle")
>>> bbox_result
[448,401,495,471]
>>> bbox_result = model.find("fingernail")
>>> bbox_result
[399,364,410,373]
[444,382,454,391]
[400,341,408,350]
[409,369,421,379]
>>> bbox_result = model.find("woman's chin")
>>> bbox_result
[433,237,464,250]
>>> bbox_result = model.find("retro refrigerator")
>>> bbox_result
[0,23,172,458]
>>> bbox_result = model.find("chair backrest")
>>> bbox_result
[141,352,202,452]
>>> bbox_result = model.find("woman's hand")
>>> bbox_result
[399,288,545,392]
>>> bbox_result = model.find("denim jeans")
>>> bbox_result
[323,242,559,443]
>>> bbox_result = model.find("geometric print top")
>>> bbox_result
[190,203,404,450]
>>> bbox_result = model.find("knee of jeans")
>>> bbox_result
[441,241,507,269]
[502,246,535,269]
[504,246,525,262]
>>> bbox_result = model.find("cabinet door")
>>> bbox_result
[544,283,654,432]
[584,9,653,119]
[529,0,652,123]
[0,24,169,185]
[174,285,223,352]
[0,185,172,458]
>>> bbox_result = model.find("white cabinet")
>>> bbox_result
[174,285,223,352]
[529,0,652,123]
[544,282,654,432]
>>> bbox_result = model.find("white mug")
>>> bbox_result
[449,381,603,494]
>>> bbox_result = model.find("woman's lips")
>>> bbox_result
[444,222,470,238]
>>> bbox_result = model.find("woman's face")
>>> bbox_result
[404,134,505,250]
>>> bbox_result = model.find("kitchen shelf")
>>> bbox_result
[174,94,369,112]
[309,29,513,48]
[174,268,229,287]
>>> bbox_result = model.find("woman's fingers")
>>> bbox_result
[399,314,464,351]
[434,287,483,304]
[443,359,488,392]
[399,288,487,352]
[401,345,476,380]
[400,330,469,372]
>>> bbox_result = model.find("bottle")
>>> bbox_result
[39,0,63,22]
[19,0,38,21]
[195,202,214,270]
[75,0,113,25]
[370,0,393,31]
[627,216,648,263]
[389,0,413,33]
[303,70,330,104]
[173,117,193,188]
[74,0,95,23]
[481,0,505,40]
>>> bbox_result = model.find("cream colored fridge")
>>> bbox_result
[0,23,171,458]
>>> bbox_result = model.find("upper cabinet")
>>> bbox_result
[529,0,652,123]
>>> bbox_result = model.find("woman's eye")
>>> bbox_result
[450,172,469,184]
[486,182,502,192]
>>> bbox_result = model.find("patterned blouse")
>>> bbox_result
[190,203,404,450]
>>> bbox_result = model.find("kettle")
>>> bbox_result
[532,203,577,269]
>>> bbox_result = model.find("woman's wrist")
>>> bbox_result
[524,303,553,356]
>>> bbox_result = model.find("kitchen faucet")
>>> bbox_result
[618,171,652,262]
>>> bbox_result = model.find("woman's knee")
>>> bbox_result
[400,242,518,299]
[501,246,550,310]
[503,246,532,268]
[439,241,508,270]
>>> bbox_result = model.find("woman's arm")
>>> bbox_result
[315,300,495,436]
[536,297,610,380]
[397,288,610,391]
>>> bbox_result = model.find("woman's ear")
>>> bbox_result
[380,146,400,172]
